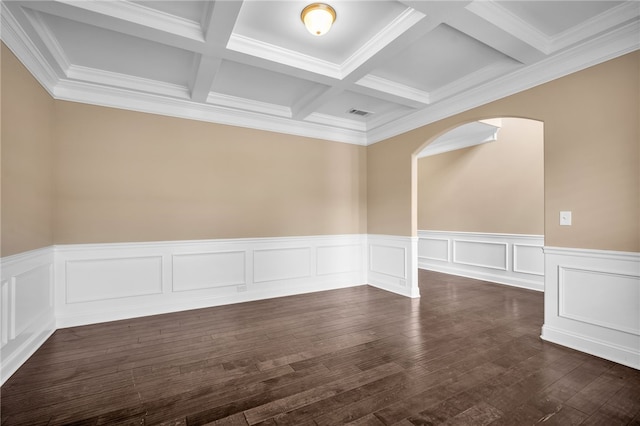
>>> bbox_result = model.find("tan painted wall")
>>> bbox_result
[1,44,54,257]
[417,118,544,235]
[3,41,638,253]
[368,51,640,252]
[53,101,367,243]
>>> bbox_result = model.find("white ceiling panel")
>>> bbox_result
[1,0,638,145]
[212,60,323,107]
[39,11,195,86]
[370,24,514,92]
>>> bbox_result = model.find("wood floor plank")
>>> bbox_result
[2,270,639,425]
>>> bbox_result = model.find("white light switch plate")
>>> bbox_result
[560,211,572,226]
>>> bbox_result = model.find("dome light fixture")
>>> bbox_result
[301,3,336,36]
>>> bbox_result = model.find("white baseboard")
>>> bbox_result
[541,325,639,370]
[542,246,640,369]
[0,247,56,385]
[367,234,420,298]
[54,235,368,328]
[417,230,544,291]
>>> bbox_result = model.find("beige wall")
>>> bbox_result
[53,102,367,243]
[2,42,638,254]
[1,44,54,257]
[417,118,544,235]
[368,51,640,252]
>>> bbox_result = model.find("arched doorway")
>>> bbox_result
[412,117,545,292]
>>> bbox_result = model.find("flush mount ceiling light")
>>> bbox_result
[301,3,336,36]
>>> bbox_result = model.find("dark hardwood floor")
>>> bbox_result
[2,270,639,425]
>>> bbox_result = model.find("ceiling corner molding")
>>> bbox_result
[1,3,59,95]
[22,8,71,73]
[53,79,366,146]
[366,19,640,145]
[226,33,342,80]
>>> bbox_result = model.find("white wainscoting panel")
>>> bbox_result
[418,230,544,291]
[172,251,245,292]
[66,256,163,303]
[559,267,639,336]
[254,247,311,283]
[55,235,367,328]
[317,245,362,276]
[0,247,56,385]
[514,244,545,275]
[542,247,640,370]
[418,237,449,262]
[453,240,508,270]
[368,235,419,298]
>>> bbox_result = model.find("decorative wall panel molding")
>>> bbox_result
[367,234,420,298]
[54,235,367,328]
[417,230,544,291]
[66,256,163,303]
[417,237,449,262]
[253,247,311,283]
[453,239,508,270]
[172,251,246,292]
[317,244,363,276]
[542,246,640,369]
[0,247,56,386]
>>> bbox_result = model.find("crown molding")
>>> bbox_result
[22,8,71,73]
[0,3,59,95]
[53,79,368,145]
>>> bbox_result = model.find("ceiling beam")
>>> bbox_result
[190,1,244,102]
[445,8,547,65]
[291,86,343,120]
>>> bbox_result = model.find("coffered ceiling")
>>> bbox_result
[2,1,639,145]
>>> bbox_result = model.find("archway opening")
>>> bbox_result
[412,117,545,293]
